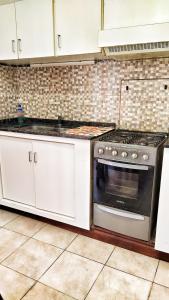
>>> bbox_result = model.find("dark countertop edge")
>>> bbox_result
[0,128,115,140]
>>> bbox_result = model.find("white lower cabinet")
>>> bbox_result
[0,134,91,229]
[155,148,169,253]
[34,141,75,218]
[0,138,35,206]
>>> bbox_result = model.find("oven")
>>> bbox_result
[93,130,166,241]
[93,158,155,217]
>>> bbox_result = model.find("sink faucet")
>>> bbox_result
[57,115,62,127]
[58,115,62,121]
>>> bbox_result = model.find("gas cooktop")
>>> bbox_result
[99,130,166,147]
[95,130,167,166]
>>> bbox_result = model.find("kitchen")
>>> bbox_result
[1,0,169,299]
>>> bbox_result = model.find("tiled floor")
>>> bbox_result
[0,209,169,300]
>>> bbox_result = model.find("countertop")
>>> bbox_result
[0,118,115,140]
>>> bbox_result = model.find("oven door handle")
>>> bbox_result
[96,204,145,220]
[98,158,149,170]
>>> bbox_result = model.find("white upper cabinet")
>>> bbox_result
[0,0,54,60]
[54,0,101,56]
[0,1,17,60]
[15,0,54,59]
[104,0,169,29]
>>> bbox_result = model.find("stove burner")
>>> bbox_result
[139,142,147,146]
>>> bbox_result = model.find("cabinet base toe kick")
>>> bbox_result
[0,198,90,230]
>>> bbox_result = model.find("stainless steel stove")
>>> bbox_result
[93,130,167,241]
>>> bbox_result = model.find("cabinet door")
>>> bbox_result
[0,138,35,205]
[155,148,169,253]
[34,141,75,218]
[0,1,17,60]
[54,0,101,55]
[104,0,169,29]
[15,0,54,59]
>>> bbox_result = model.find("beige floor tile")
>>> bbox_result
[149,283,169,300]
[67,235,114,263]
[5,215,45,237]
[2,238,63,280]
[0,209,19,226]
[107,247,158,281]
[34,224,77,249]
[40,251,103,300]
[0,264,34,300]
[0,228,27,262]
[86,266,151,300]
[154,260,169,288]
[22,283,75,300]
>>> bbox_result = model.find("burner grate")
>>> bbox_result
[99,131,166,147]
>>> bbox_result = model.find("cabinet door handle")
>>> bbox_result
[17,38,22,52]
[34,152,38,163]
[57,34,61,49]
[11,40,16,53]
[28,151,33,162]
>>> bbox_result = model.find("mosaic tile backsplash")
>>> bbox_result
[0,57,169,132]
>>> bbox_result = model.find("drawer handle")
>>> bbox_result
[34,152,38,163]
[96,204,145,221]
[11,40,16,53]
[57,34,62,49]
[17,38,22,52]
[28,151,33,162]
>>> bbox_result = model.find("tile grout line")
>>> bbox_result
[152,259,160,283]
[3,216,48,238]
[28,281,79,300]
[64,232,79,251]
[35,236,80,281]
[105,265,155,284]
[1,213,21,227]
[20,280,37,300]
[0,263,37,282]
[148,282,153,300]
[84,264,104,300]
[0,218,52,266]
[83,242,117,299]
[30,222,50,238]
[65,248,112,265]
[0,235,31,265]
[104,244,116,265]
[37,232,80,282]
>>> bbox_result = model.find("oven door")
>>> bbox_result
[93,158,155,216]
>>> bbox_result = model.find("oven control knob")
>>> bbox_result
[132,153,138,159]
[121,151,128,158]
[112,150,118,156]
[143,154,149,160]
[98,148,104,154]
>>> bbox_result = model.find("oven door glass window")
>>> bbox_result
[106,169,139,199]
[93,159,154,216]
